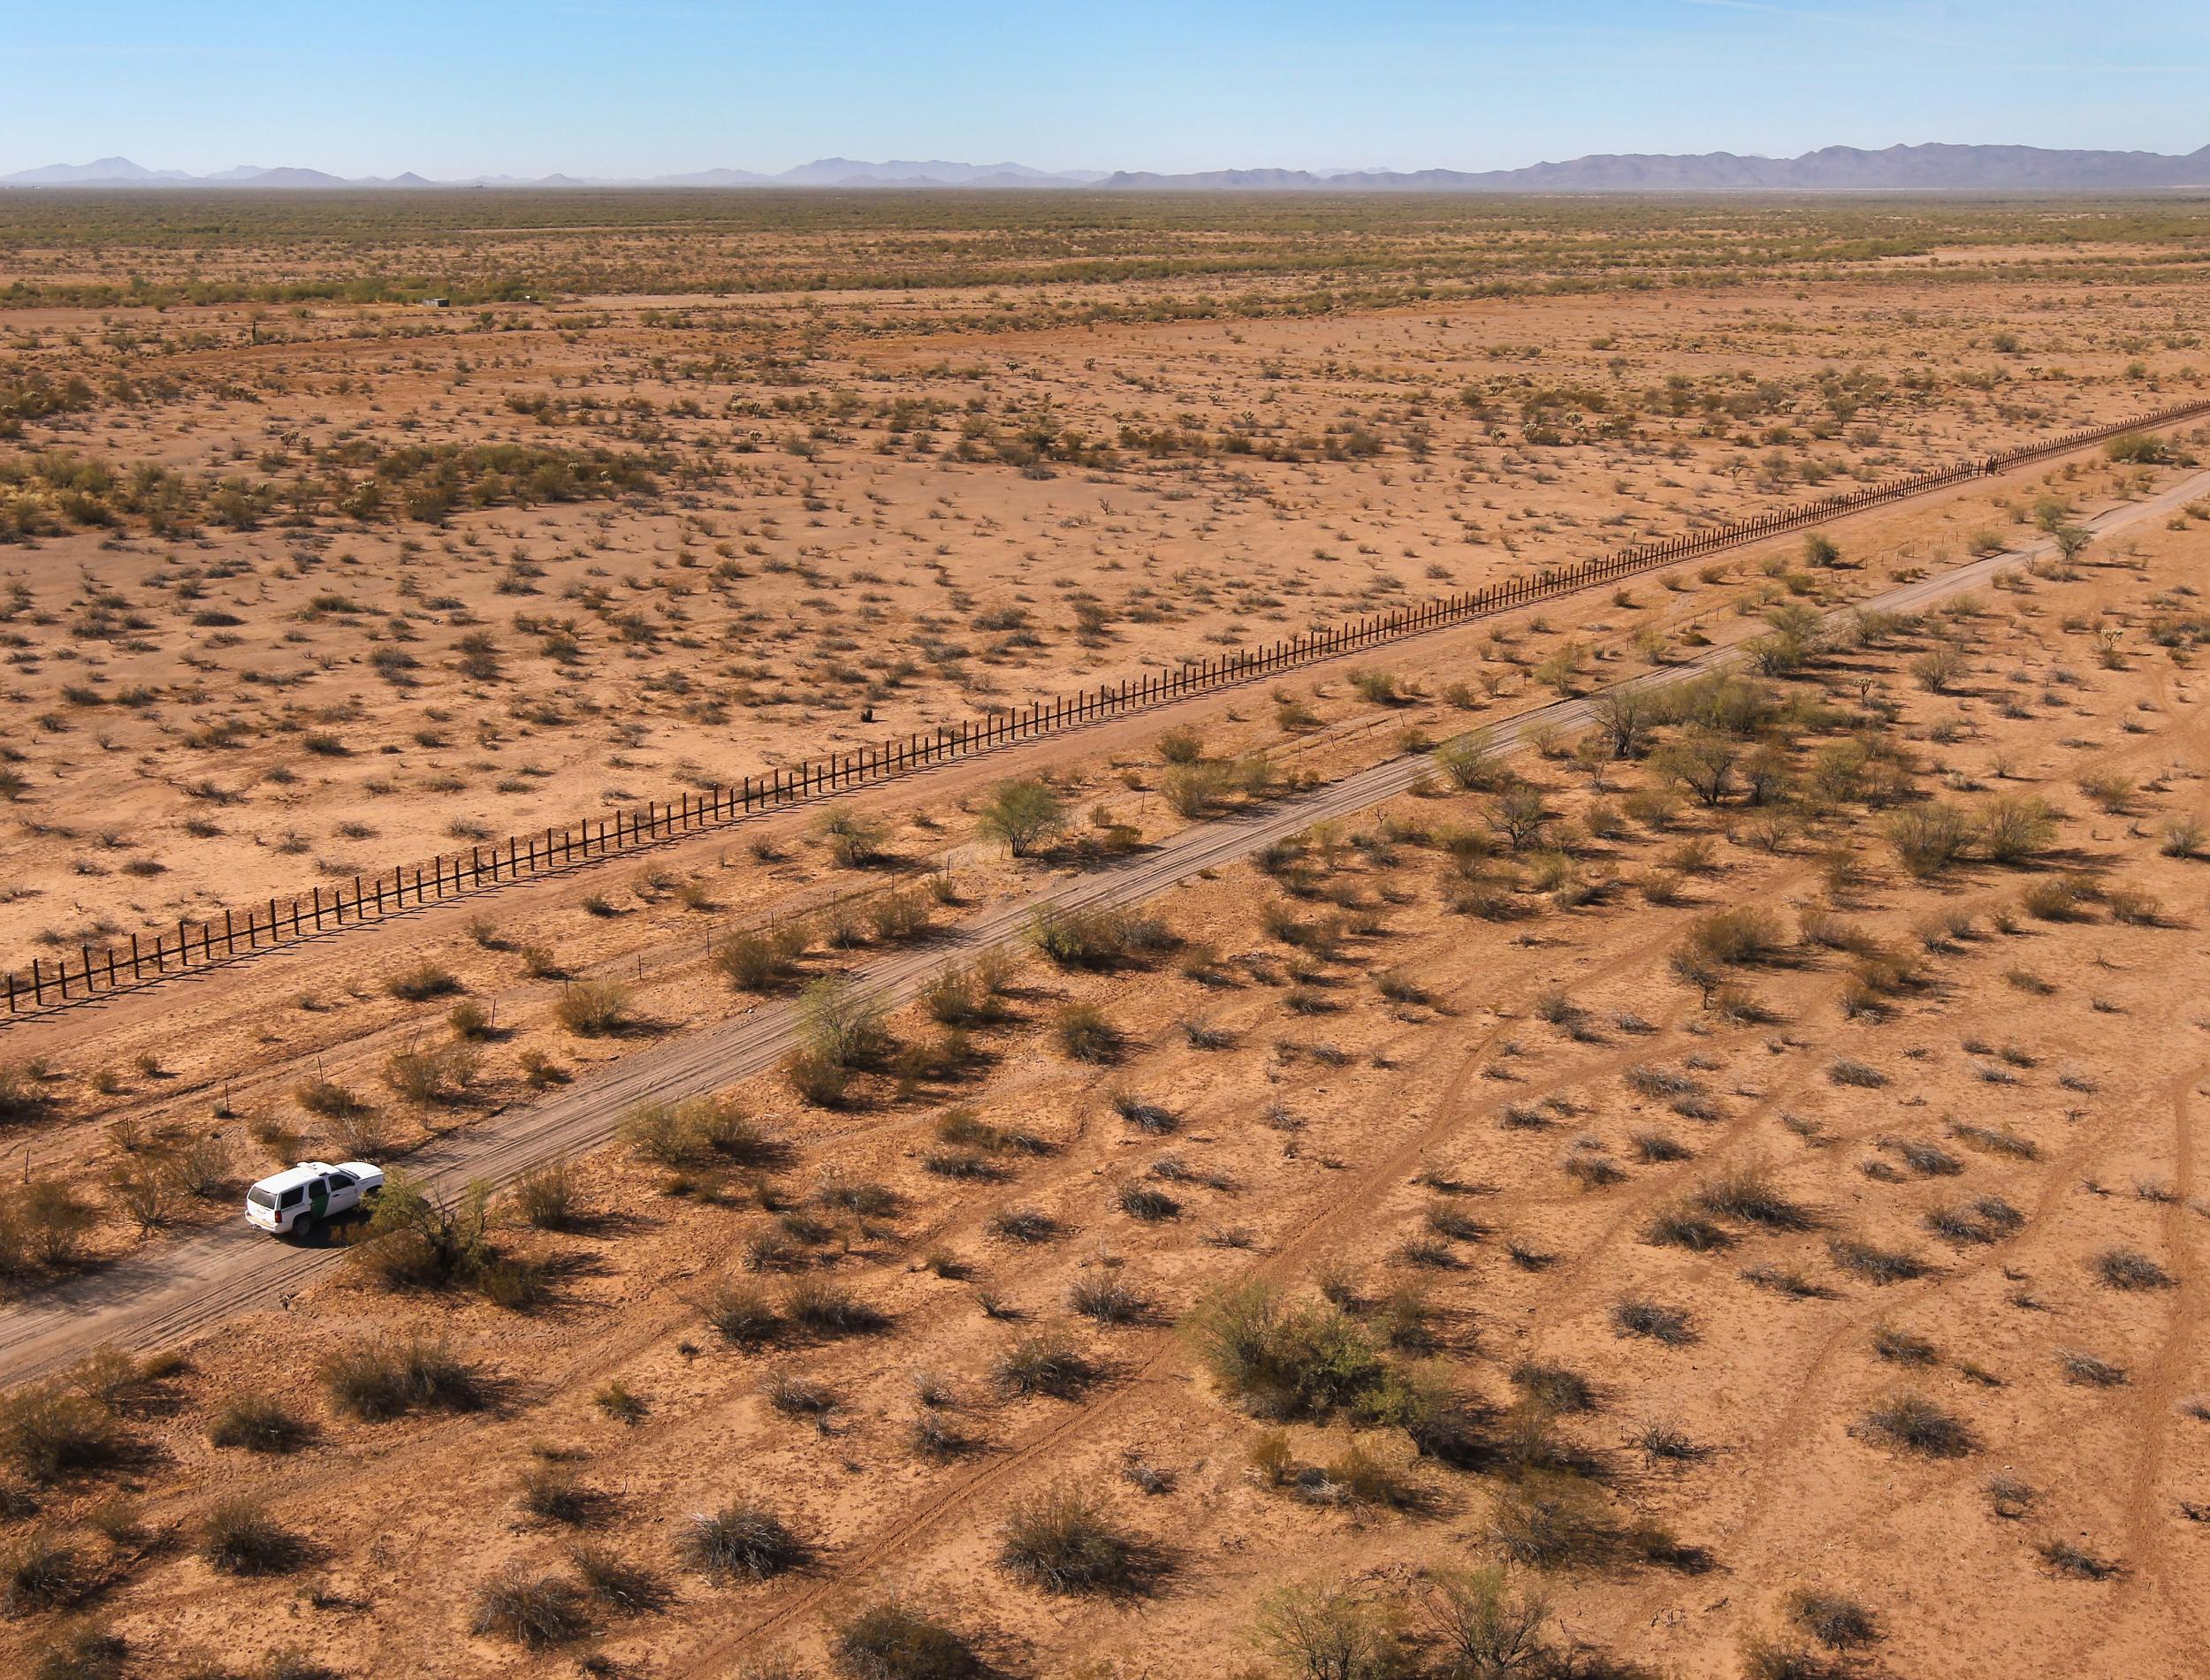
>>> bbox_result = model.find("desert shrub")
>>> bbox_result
[27,1623,127,1680]
[1885,802,1974,878]
[1030,903,1172,968]
[1116,1182,1179,1221]
[976,779,1066,856]
[206,1393,310,1454]
[518,1463,598,1526]
[1510,1361,1595,1415]
[567,1543,667,1615]
[1826,1236,1925,1284]
[713,924,808,992]
[997,1486,1156,1595]
[1791,1589,1878,1651]
[292,1076,370,1121]
[1485,1473,1619,1570]
[701,1281,781,1346]
[200,1498,304,1576]
[1419,1562,1552,1678]
[3,1527,84,1615]
[783,1277,888,1338]
[992,1333,1094,1399]
[1255,1581,1400,1680]
[1436,733,1508,792]
[620,1094,781,1169]
[1695,1167,1814,1230]
[1978,794,2058,863]
[832,1600,982,1680]
[680,1504,809,1581]
[2037,1538,2121,1580]
[1857,1393,1974,1456]
[1069,1273,1147,1326]
[319,1337,484,1421]
[1053,1002,1121,1062]
[1155,726,1206,764]
[1611,1297,1695,1344]
[0,1382,125,1483]
[2094,1247,2173,1290]
[508,1156,585,1230]
[553,980,631,1035]
[347,1175,494,1292]
[470,1567,588,1647]
[815,803,890,868]
[384,962,461,1002]
[381,1042,480,1106]
[1643,1205,1731,1251]
[1683,906,1786,966]
[987,1206,1060,1244]
[1827,1058,1886,1088]
[1185,1282,1415,1425]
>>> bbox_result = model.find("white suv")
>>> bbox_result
[244,1160,385,1235]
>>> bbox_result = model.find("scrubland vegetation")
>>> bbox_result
[1,194,2207,1679]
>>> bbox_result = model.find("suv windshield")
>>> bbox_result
[248,1187,276,1209]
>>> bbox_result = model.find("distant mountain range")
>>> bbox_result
[8,142,2210,193]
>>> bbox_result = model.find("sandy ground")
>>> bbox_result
[3,197,2209,1680]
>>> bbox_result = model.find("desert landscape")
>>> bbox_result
[2,185,2207,1680]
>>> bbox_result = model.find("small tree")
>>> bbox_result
[975,779,1065,857]
[1419,1564,1552,1678]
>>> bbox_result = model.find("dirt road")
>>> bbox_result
[2,471,2202,1385]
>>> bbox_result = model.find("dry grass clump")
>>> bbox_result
[1826,1236,1928,1285]
[713,923,810,992]
[1856,1392,1975,1457]
[199,1496,306,1576]
[206,1393,311,1455]
[319,1337,485,1421]
[996,1486,1161,1596]
[991,1333,1096,1400]
[552,979,633,1036]
[470,1566,589,1647]
[2092,1246,2174,1290]
[832,1600,983,1680]
[0,1380,128,1483]
[621,1094,784,1170]
[679,1503,810,1581]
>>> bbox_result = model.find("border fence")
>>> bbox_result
[8,397,2208,1020]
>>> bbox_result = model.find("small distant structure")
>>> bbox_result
[424,296,450,308]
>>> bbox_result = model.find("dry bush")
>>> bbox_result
[832,1600,983,1680]
[992,1333,1095,1400]
[319,1337,484,1421]
[0,1381,126,1483]
[384,962,461,1002]
[713,923,809,992]
[1857,1392,1974,1457]
[1054,1001,1122,1062]
[680,1504,809,1581]
[470,1566,589,1647]
[997,1486,1159,1596]
[620,1094,782,1169]
[206,1393,311,1455]
[553,979,632,1035]
[199,1497,306,1576]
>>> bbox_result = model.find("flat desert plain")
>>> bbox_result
[0,192,2207,1680]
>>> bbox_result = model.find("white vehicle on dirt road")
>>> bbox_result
[244,1161,384,1235]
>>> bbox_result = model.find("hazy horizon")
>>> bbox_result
[8,0,2208,181]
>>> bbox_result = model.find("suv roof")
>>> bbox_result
[249,1161,337,1194]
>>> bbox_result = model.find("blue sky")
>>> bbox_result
[8,1,2209,178]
